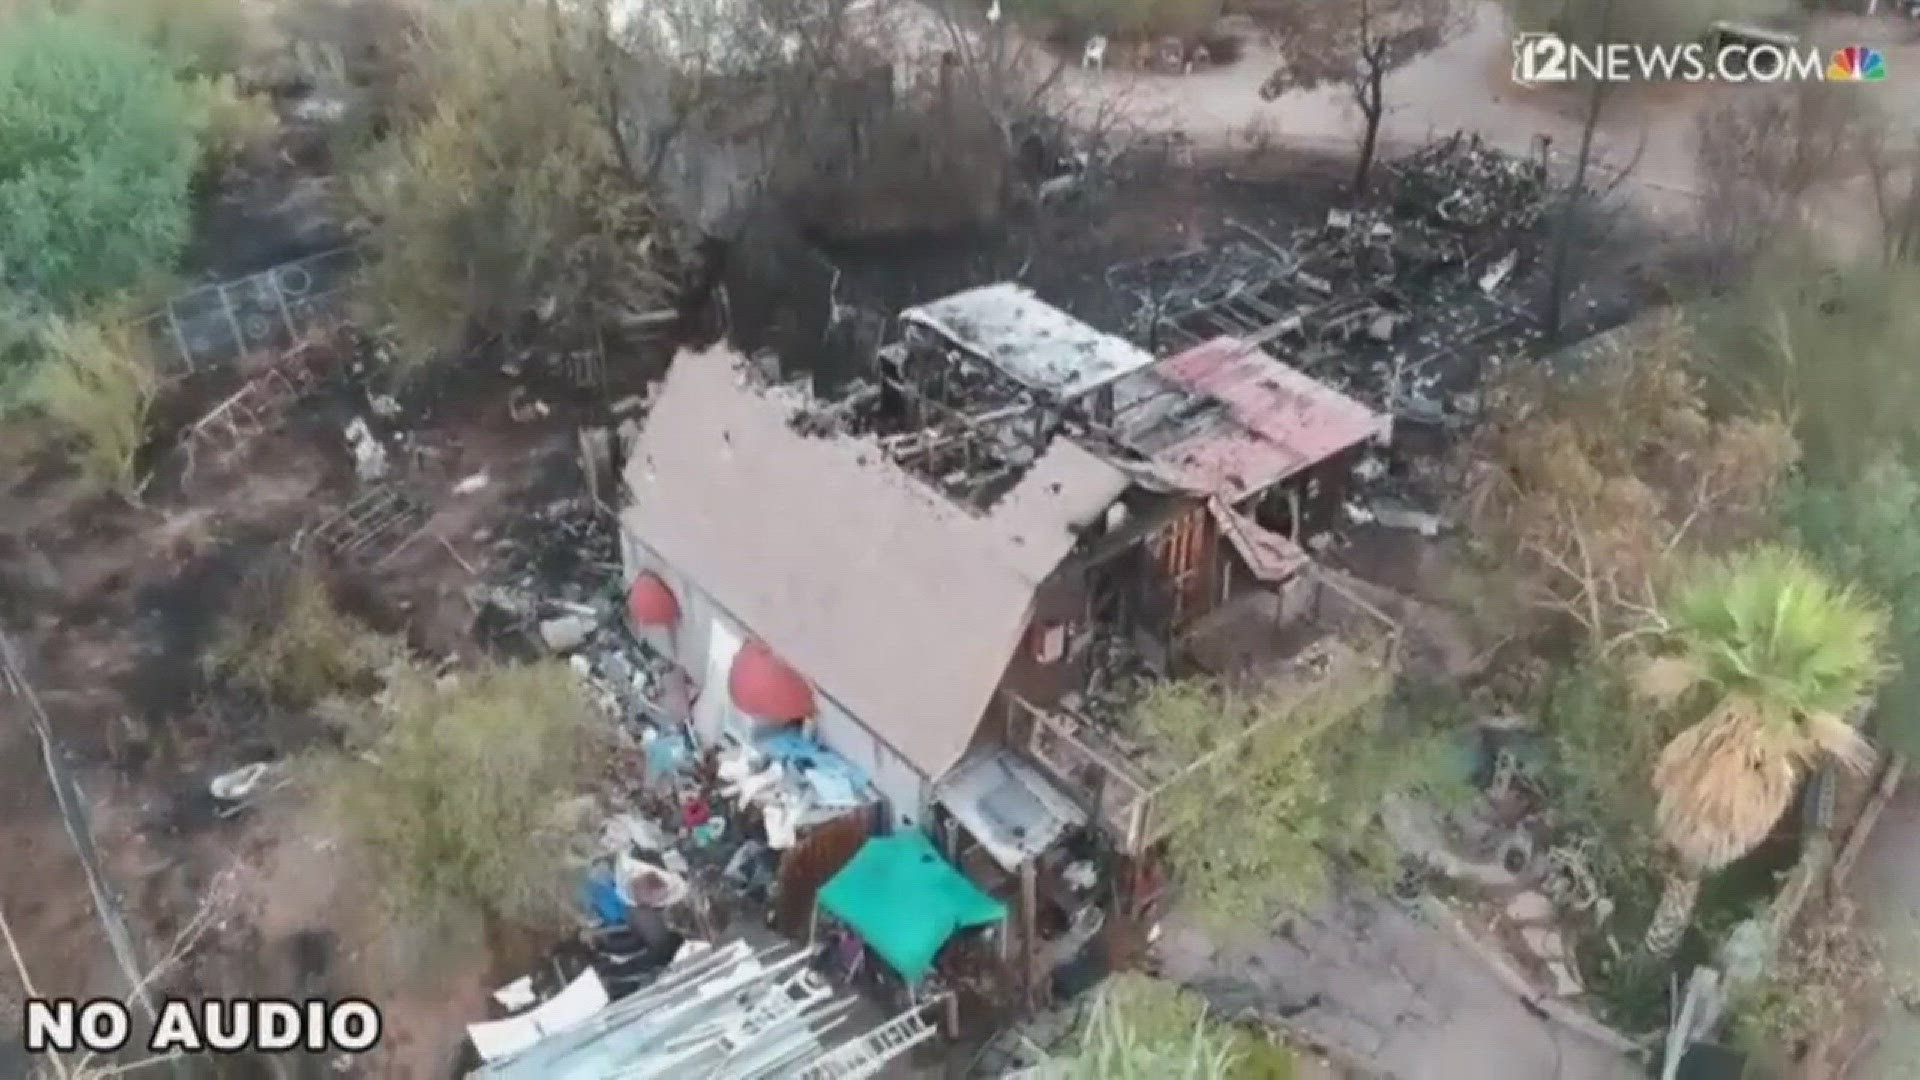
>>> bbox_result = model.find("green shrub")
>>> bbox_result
[26,315,160,496]
[314,661,601,941]
[190,73,280,177]
[82,0,262,79]
[205,564,402,710]
[0,10,204,312]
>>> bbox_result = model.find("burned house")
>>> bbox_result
[618,283,1397,994]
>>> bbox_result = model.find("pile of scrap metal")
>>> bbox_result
[1104,135,1555,432]
[467,938,944,1079]
[1387,131,1552,233]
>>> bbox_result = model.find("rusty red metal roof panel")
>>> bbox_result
[1114,337,1390,502]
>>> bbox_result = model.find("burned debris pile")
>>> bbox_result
[1389,132,1553,233]
[1107,134,1555,432]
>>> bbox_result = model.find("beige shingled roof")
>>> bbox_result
[622,345,1130,780]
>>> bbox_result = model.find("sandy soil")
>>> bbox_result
[1055,5,1920,236]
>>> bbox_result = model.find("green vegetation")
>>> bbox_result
[205,564,402,712]
[79,0,262,79]
[1463,315,1797,649]
[1136,652,1465,933]
[314,661,601,941]
[26,315,162,496]
[348,0,677,372]
[0,10,204,316]
[1697,261,1920,483]
[1052,974,1298,1080]
[1733,899,1911,1066]
[1786,459,1920,756]
[189,73,281,179]
[1634,546,1889,955]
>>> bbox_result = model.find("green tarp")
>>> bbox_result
[816,831,1007,983]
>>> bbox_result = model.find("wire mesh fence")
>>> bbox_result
[132,246,361,377]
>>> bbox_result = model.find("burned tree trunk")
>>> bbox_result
[1351,0,1385,196]
[1543,0,1616,338]
[1354,61,1386,195]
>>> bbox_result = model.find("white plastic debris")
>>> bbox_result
[1326,208,1353,231]
[539,615,596,652]
[1373,505,1445,537]
[368,393,402,418]
[1352,456,1388,482]
[210,761,278,802]
[763,804,800,850]
[1479,250,1518,295]
[1342,501,1376,525]
[492,976,538,1012]
[342,418,388,481]
[453,472,490,495]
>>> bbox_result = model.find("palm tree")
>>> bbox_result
[1636,546,1890,956]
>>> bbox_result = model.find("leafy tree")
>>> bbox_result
[1634,546,1891,956]
[315,661,601,942]
[1258,0,1467,193]
[1463,314,1797,649]
[0,11,203,314]
[78,0,260,79]
[1133,652,1455,932]
[349,0,680,371]
[1786,459,1920,758]
[1696,260,1920,484]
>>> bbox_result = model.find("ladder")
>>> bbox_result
[796,1005,937,1080]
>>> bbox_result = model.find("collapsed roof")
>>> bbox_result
[1112,336,1393,503]
[622,346,1130,780]
[902,283,1159,402]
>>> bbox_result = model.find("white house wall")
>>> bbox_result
[622,534,931,826]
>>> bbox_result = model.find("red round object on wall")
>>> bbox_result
[728,638,815,722]
[627,571,681,627]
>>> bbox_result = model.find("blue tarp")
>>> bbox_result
[754,729,873,808]
[581,867,628,927]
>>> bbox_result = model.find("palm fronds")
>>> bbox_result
[1647,545,1891,872]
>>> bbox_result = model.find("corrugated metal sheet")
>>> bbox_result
[1112,337,1393,503]
[935,747,1088,871]
[901,283,1158,401]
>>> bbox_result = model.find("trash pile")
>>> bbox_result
[1104,136,1557,439]
[458,490,884,1010]
[1388,132,1553,234]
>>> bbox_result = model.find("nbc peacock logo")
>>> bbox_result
[1826,46,1888,82]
